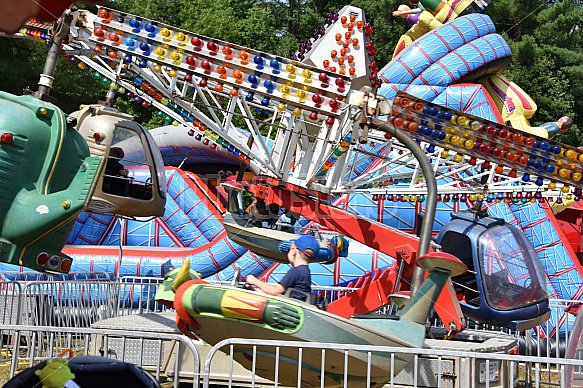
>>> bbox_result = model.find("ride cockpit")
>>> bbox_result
[435,211,551,330]
[71,103,166,218]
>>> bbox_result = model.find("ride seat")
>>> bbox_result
[283,288,327,310]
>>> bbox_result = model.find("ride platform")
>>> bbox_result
[90,312,516,387]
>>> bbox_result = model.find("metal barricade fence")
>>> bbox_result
[312,285,358,306]
[529,299,580,357]
[0,271,112,281]
[0,278,175,366]
[202,338,583,388]
[2,279,583,384]
[1,324,201,388]
[437,299,582,363]
[0,278,174,326]
[3,324,583,388]
[117,276,171,315]
[0,281,24,326]
[21,280,121,327]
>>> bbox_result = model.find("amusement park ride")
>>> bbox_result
[0,1,581,385]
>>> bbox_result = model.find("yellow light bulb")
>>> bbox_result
[279,85,290,94]
[559,168,570,178]
[565,149,577,159]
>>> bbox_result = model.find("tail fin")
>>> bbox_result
[399,253,467,325]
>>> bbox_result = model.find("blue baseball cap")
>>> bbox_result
[292,234,320,260]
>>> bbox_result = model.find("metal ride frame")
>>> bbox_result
[30,7,574,198]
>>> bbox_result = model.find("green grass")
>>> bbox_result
[0,362,9,385]
[0,360,32,385]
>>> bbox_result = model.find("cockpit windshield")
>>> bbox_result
[478,224,548,311]
[109,124,166,200]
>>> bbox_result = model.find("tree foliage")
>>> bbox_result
[0,37,106,113]
[488,0,583,145]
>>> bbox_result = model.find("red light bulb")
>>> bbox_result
[97,8,110,19]
[222,46,233,58]
[207,41,218,52]
[61,259,72,272]
[0,132,13,144]
[36,252,49,266]
[191,37,202,48]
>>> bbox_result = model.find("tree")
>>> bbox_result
[488,0,582,145]
[0,38,45,95]
[0,37,105,113]
[352,0,406,68]
[487,0,548,41]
